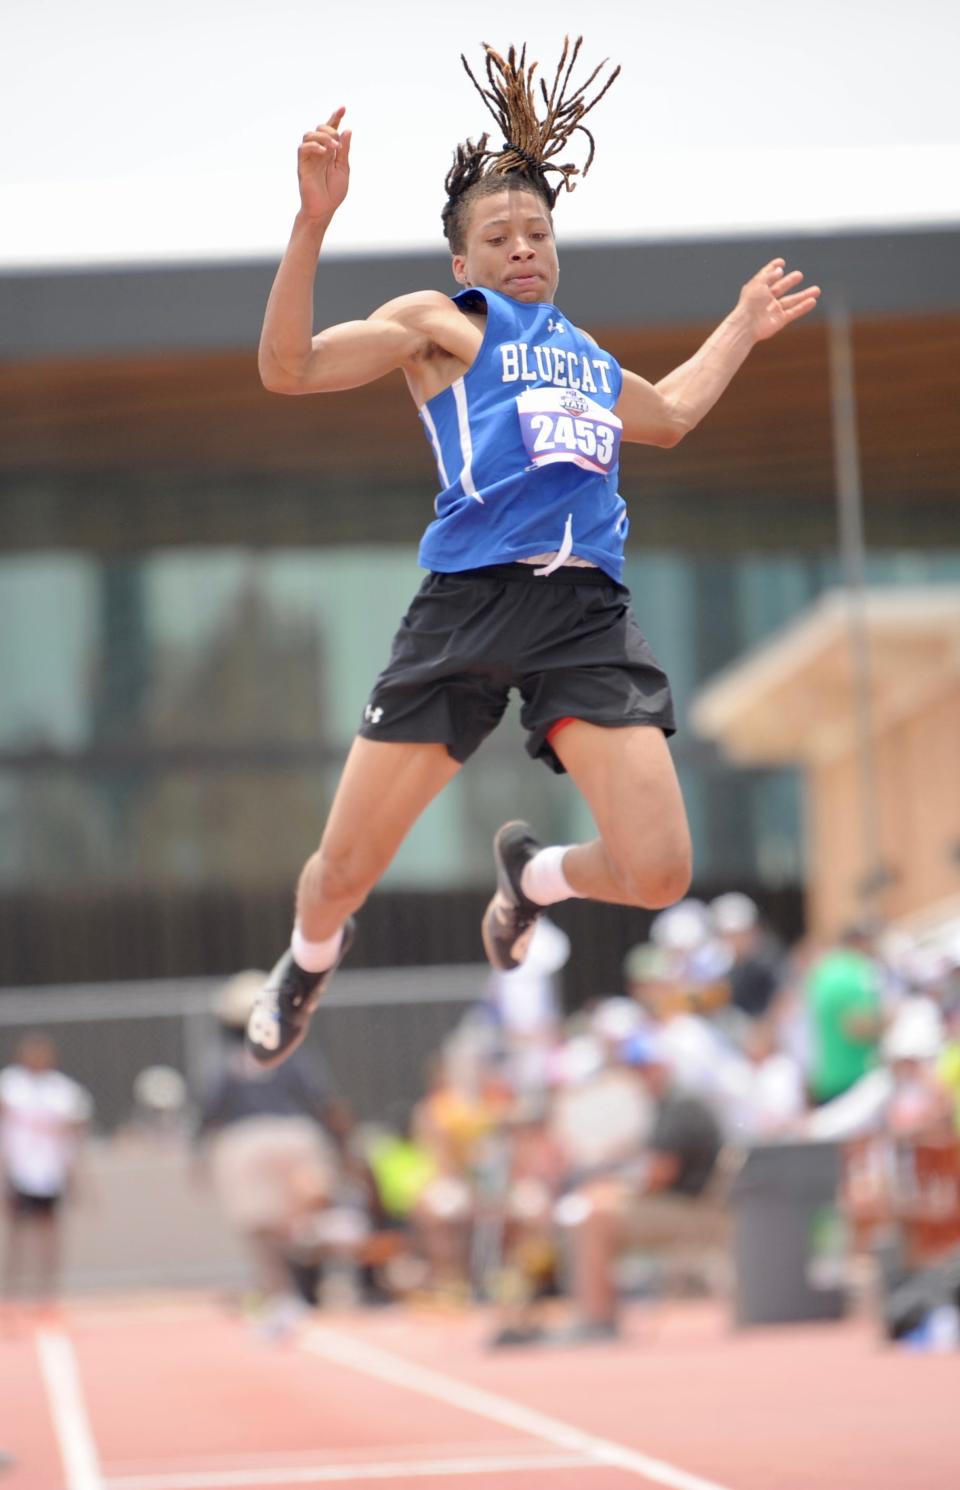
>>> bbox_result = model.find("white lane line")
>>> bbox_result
[301,1327,736,1490]
[102,1453,591,1488]
[36,1330,104,1490]
[103,1439,546,1473]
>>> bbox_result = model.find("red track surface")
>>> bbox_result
[2,1294,958,1490]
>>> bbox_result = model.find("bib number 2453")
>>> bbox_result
[517,387,622,477]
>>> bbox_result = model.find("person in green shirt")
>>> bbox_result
[806,925,885,1104]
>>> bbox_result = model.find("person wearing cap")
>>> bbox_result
[806,995,950,1142]
[195,971,351,1331]
[622,939,751,1138]
[554,1028,725,1340]
[710,892,784,1023]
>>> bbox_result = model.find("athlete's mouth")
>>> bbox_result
[505,272,541,287]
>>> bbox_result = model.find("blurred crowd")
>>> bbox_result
[186,895,960,1343]
[3,894,959,1345]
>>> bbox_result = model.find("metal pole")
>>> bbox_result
[827,298,886,919]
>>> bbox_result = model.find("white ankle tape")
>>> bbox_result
[291,923,344,973]
[520,845,584,906]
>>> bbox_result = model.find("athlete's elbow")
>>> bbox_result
[656,402,696,448]
[258,353,297,395]
[260,369,298,395]
[652,418,689,449]
[258,344,316,395]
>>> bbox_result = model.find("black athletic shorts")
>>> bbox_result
[357,564,676,775]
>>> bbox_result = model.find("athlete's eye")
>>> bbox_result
[487,236,505,246]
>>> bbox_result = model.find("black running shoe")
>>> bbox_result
[246,918,355,1068]
[481,821,543,972]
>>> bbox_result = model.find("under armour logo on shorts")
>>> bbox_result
[364,704,384,724]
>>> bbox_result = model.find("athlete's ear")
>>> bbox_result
[451,255,470,288]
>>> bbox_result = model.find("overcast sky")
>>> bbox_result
[4,0,959,269]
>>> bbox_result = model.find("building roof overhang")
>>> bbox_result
[690,586,960,765]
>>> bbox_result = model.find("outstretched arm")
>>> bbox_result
[258,110,435,394]
[615,259,821,446]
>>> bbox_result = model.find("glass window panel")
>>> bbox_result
[0,554,98,749]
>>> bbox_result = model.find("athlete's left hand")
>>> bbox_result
[736,259,821,342]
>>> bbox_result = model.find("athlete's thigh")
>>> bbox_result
[553,721,691,865]
[318,736,461,875]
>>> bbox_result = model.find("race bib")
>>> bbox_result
[517,387,622,477]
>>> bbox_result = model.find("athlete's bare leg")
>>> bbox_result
[553,721,692,909]
[296,738,462,940]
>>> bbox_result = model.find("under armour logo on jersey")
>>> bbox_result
[364,704,384,725]
[547,318,566,334]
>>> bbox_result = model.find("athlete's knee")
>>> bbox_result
[613,843,692,910]
[639,862,693,910]
[300,848,376,914]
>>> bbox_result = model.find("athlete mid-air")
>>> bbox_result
[245,39,820,1067]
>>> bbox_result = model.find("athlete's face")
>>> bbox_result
[452,190,560,304]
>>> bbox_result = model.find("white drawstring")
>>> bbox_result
[533,515,574,577]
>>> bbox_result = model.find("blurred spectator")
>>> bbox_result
[128,1065,191,1142]
[733,1016,807,1139]
[549,1031,654,1180]
[623,937,753,1140]
[485,917,568,1097]
[1,1034,92,1311]
[347,1114,433,1298]
[486,1093,566,1346]
[555,1030,726,1340]
[710,892,784,1023]
[363,1119,436,1231]
[195,970,351,1334]
[884,999,953,1139]
[805,922,885,1105]
[409,1050,502,1300]
[939,992,960,1137]
[807,995,950,1143]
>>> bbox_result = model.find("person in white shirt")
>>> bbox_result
[1,1034,92,1307]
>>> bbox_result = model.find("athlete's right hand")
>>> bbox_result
[298,108,351,221]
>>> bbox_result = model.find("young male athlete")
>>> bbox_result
[246,41,820,1067]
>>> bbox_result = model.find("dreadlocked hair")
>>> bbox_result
[442,37,621,253]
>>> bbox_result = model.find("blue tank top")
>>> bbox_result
[417,287,629,583]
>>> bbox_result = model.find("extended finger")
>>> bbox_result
[770,269,804,297]
[780,285,820,308]
[759,258,786,280]
[783,291,821,319]
[325,107,346,128]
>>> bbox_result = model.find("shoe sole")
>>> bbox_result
[481,821,540,971]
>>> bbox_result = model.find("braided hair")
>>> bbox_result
[442,38,621,254]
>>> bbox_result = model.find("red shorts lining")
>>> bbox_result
[545,716,578,744]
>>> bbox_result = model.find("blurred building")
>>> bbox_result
[1,228,958,986]
[692,587,960,939]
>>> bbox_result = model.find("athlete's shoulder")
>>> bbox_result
[369,290,459,328]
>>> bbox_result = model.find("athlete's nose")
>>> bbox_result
[509,238,536,260]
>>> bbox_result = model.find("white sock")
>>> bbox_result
[291,922,344,973]
[520,845,584,906]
